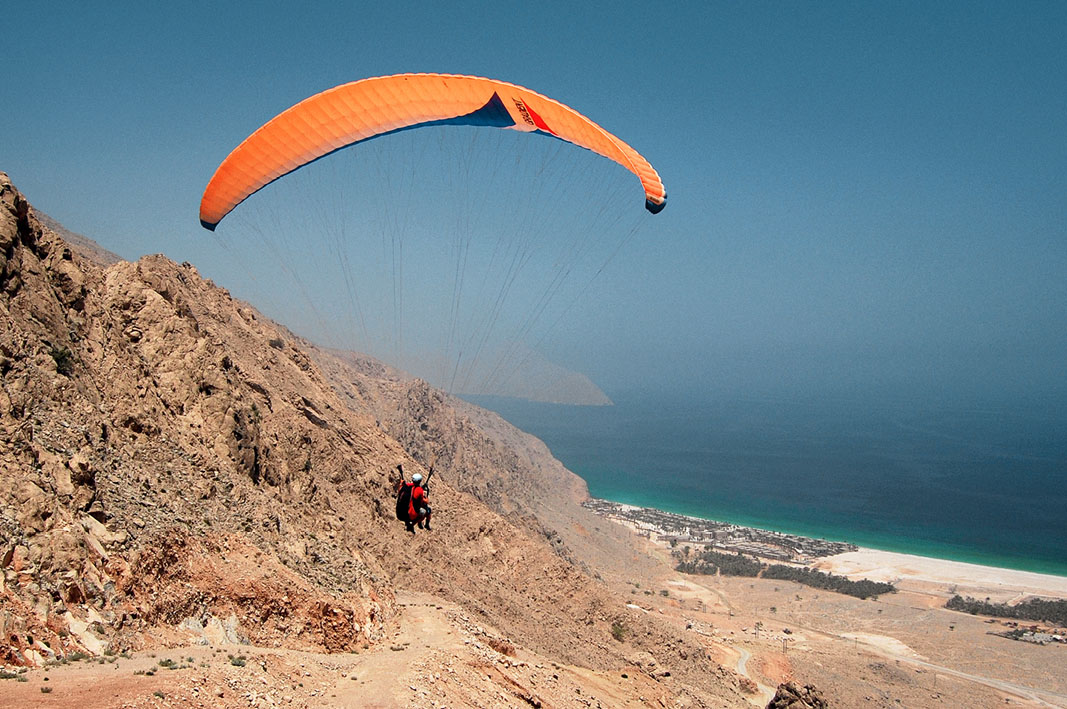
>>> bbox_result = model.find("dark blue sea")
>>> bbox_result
[464,391,1067,577]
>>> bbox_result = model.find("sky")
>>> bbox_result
[4,1,1066,407]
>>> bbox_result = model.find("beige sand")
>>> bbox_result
[815,548,1067,602]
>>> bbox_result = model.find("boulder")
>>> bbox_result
[766,681,828,709]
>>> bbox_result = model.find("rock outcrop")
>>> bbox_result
[766,681,829,709]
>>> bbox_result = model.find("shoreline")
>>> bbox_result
[589,490,1067,578]
[583,497,1067,601]
[470,393,1067,579]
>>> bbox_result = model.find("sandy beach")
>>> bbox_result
[815,548,1067,602]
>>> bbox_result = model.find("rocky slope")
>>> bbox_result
[0,172,750,706]
[311,347,665,586]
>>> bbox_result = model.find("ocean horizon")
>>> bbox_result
[464,390,1067,578]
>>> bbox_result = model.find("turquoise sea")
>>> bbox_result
[464,392,1067,577]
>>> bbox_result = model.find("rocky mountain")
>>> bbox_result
[34,211,121,268]
[0,172,752,706]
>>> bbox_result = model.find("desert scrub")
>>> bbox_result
[50,345,75,376]
[228,654,247,667]
[610,620,628,642]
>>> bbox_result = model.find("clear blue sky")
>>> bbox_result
[4,1,1065,405]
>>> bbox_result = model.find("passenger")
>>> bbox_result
[394,464,433,534]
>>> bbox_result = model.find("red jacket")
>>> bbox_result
[408,484,427,520]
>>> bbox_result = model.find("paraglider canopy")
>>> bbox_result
[198,73,666,398]
[199,73,666,230]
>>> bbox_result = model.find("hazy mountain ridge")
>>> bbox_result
[0,173,750,706]
[451,346,614,405]
[400,346,614,405]
[34,211,121,267]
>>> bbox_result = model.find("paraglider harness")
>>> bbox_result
[394,463,433,532]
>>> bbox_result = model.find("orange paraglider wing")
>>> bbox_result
[199,73,666,230]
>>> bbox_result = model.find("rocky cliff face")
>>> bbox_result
[313,347,668,585]
[0,172,400,662]
[0,172,748,706]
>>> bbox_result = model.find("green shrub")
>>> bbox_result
[50,346,75,376]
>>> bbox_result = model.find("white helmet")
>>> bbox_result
[411,473,423,485]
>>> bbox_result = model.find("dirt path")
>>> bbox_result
[842,638,1067,708]
[0,592,471,709]
[733,647,776,706]
[1,587,690,709]
[656,571,780,705]
[331,591,462,708]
